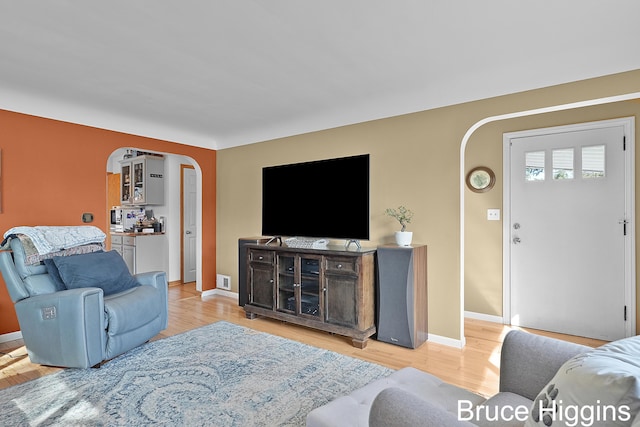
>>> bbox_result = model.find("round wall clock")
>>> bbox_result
[466,166,495,193]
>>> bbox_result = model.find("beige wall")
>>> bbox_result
[465,101,640,323]
[217,69,640,341]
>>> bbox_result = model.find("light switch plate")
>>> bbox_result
[487,209,501,221]
[82,212,94,223]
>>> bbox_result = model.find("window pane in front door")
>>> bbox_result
[525,151,545,181]
[582,145,606,179]
[553,148,574,180]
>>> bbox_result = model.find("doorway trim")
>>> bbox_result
[459,91,640,347]
[180,163,196,284]
[502,117,636,338]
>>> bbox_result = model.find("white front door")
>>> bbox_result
[182,166,197,284]
[506,118,634,341]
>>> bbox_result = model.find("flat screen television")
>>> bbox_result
[262,154,370,240]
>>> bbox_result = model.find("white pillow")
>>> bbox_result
[525,336,640,427]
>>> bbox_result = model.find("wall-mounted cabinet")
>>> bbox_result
[120,155,164,205]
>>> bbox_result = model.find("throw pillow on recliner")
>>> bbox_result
[50,250,140,296]
[43,258,67,291]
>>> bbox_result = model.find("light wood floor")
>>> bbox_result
[0,282,606,396]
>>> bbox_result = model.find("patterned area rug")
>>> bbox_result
[0,321,393,426]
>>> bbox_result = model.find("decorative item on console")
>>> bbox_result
[385,205,414,246]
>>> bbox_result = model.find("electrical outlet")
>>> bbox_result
[216,274,231,290]
[487,209,501,221]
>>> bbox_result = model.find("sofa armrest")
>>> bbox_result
[14,287,106,368]
[369,387,477,427]
[134,271,168,329]
[499,330,590,400]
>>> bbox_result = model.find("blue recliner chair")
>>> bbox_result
[0,237,168,368]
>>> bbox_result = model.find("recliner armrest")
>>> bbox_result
[134,271,168,329]
[14,287,106,368]
[134,271,167,289]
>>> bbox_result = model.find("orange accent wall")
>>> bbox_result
[0,109,216,334]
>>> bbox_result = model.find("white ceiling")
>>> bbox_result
[1,1,639,150]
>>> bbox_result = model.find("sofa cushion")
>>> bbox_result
[306,366,485,427]
[370,387,477,427]
[474,392,533,427]
[500,329,590,401]
[525,335,640,427]
[387,367,486,413]
[53,250,140,296]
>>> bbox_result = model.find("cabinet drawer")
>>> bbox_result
[111,235,123,245]
[250,250,274,264]
[123,236,136,246]
[325,257,358,274]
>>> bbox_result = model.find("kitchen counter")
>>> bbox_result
[111,231,165,236]
[110,232,167,274]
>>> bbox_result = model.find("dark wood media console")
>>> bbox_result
[243,243,376,348]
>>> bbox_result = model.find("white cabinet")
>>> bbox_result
[111,234,167,275]
[120,155,165,205]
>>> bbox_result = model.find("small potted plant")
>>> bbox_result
[384,206,414,246]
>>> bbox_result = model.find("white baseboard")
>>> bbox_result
[200,290,468,348]
[0,305,495,350]
[0,331,23,344]
[427,333,466,349]
[202,288,239,301]
[464,310,504,324]
[200,290,473,348]
[425,312,503,348]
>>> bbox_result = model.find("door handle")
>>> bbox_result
[513,237,521,244]
[186,230,192,234]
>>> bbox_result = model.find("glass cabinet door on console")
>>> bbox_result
[324,256,359,328]
[248,250,275,309]
[276,254,322,319]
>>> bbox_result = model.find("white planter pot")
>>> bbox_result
[395,231,413,246]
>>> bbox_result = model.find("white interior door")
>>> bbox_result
[182,166,197,283]
[506,118,634,341]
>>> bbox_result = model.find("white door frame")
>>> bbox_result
[502,117,636,338]
[181,164,197,284]
[459,91,640,347]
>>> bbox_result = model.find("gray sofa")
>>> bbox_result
[307,330,640,426]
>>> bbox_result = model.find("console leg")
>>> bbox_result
[351,337,367,349]
[245,312,258,320]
